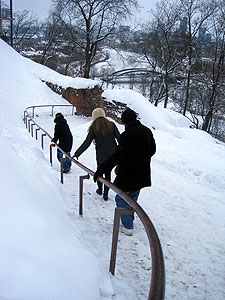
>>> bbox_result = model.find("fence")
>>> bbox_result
[24,104,165,300]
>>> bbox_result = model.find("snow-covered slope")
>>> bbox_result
[0,39,225,300]
[0,40,113,300]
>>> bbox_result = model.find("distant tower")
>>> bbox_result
[198,27,211,43]
[179,17,187,35]
[157,22,165,39]
[198,27,206,42]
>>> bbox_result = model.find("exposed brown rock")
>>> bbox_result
[44,81,127,123]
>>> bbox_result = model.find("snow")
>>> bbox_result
[96,48,149,72]
[0,39,225,300]
[103,88,192,129]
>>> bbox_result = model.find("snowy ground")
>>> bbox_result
[35,109,225,300]
[0,39,225,300]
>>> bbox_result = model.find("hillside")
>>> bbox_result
[0,39,225,300]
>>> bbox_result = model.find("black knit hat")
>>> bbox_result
[121,108,137,124]
[54,112,64,123]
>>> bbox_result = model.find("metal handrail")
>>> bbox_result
[24,104,165,300]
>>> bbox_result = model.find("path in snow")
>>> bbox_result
[29,110,225,300]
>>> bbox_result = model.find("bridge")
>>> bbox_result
[100,67,177,87]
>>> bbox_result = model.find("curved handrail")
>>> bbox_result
[24,104,165,300]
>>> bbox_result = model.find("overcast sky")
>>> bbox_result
[12,0,157,22]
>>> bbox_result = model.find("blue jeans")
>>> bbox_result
[57,150,71,172]
[115,190,140,229]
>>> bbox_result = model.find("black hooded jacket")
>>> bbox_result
[96,120,156,191]
[52,117,73,152]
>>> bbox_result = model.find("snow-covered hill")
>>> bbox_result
[0,39,225,300]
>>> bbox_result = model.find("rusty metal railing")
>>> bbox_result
[23,104,165,300]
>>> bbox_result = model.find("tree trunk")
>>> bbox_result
[202,110,213,132]
[154,81,165,106]
[83,58,91,78]
[164,72,169,108]
[84,18,91,79]
[202,48,224,132]
[183,64,191,116]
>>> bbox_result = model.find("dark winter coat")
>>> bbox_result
[52,117,73,152]
[96,120,156,191]
[75,122,120,164]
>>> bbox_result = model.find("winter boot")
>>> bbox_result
[96,181,103,195]
[96,188,102,195]
[103,186,109,201]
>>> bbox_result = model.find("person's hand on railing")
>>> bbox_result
[93,169,102,182]
[74,151,79,159]
[72,151,79,160]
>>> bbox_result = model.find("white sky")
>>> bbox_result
[12,0,157,22]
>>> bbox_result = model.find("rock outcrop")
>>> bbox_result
[44,81,127,123]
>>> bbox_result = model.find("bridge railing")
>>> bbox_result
[23,104,165,300]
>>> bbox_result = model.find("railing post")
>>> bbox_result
[79,174,90,216]
[35,128,40,140]
[31,123,35,137]
[32,107,35,118]
[60,157,66,184]
[41,133,46,150]
[23,111,26,123]
[109,207,134,275]
[50,145,53,166]
[28,119,32,132]
[25,115,28,128]
[51,105,54,117]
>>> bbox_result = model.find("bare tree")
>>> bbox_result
[178,0,219,116]
[51,0,138,78]
[152,1,185,108]
[180,0,225,137]
[38,14,65,67]
[12,10,39,53]
[201,1,225,132]
[139,0,185,107]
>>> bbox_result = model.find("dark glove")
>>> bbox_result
[93,169,102,182]
[73,152,79,160]
[114,165,119,175]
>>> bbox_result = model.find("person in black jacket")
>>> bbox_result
[74,108,120,200]
[94,108,156,235]
[51,113,73,173]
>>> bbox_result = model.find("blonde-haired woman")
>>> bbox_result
[74,108,120,200]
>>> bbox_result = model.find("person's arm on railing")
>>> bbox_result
[73,130,94,159]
